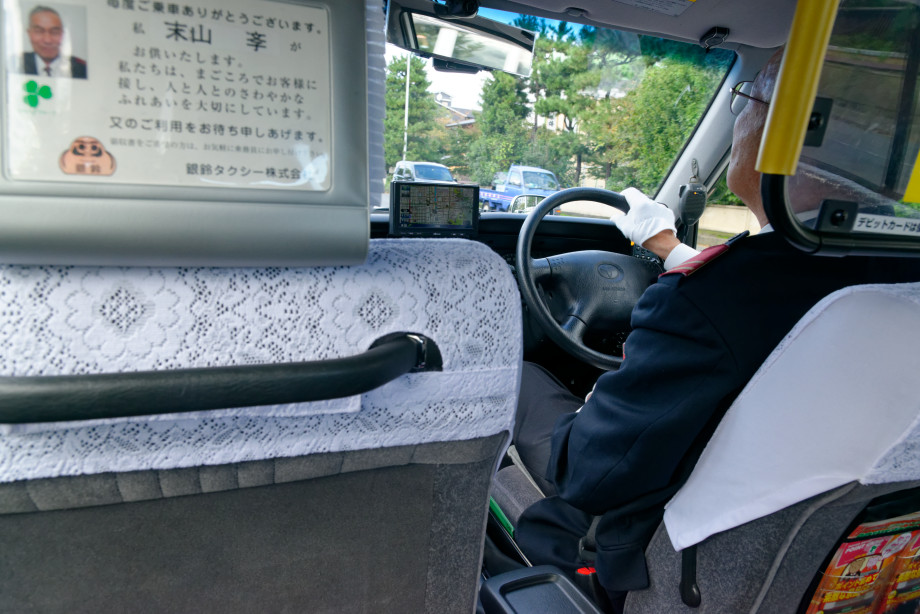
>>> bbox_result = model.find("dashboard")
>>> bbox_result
[371,211,633,263]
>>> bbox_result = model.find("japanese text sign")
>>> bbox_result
[3,0,332,190]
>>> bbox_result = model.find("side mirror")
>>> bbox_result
[386,0,536,76]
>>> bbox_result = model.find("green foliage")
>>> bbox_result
[551,21,574,41]
[830,1,919,52]
[512,15,547,36]
[523,33,621,184]
[521,129,582,186]
[637,36,732,67]
[468,136,519,186]
[478,71,530,132]
[422,23,734,197]
[708,171,744,206]
[619,60,721,191]
[439,121,478,180]
[583,55,730,194]
[467,72,530,185]
[383,55,448,171]
[531,37,596,132]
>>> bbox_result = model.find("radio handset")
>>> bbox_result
[676,159,707,243]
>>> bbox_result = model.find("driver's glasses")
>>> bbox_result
[730,81,769,115]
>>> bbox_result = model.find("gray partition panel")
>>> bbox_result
[0,0,371,266]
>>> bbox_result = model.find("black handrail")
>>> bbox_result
[0,332,442,424]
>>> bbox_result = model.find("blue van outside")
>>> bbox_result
[480,165,561,212]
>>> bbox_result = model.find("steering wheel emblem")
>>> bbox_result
[597,263,623,280]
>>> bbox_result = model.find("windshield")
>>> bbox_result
[383,12,734,217]
[415,164,455,181]
[522,171,559,190]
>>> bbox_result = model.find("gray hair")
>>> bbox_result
[29,5,61,22]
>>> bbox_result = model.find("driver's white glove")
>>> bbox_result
[613,187,701,271]
[613,187,677,247]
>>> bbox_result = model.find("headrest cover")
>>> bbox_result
[0,239,523,482]
[665,283,920,551]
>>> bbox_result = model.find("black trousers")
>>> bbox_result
[512,362,627,613]
[513,361,585,495]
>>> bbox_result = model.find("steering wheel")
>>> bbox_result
[515,188,663,370]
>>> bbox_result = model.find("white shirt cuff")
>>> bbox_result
[663,243,701,271]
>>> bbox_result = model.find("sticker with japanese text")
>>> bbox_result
[854,214,920,237]
[3,0,331,189]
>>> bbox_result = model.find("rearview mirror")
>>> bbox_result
[386,0,536,76]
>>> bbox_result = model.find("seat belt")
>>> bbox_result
[578,515,602,564]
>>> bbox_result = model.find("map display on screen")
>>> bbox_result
[390,181,479,237]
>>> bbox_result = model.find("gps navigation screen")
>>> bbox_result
[390,182,480,237]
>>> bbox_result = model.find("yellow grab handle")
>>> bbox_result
[756,0,841,176]
[906,152,920,204]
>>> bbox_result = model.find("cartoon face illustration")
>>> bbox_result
[59,137,116,176]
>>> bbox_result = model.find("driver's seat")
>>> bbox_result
[627,280,920,612]
[488,280,920,613]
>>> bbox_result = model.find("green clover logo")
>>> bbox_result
[23,81,52,108]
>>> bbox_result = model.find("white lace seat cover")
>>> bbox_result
[664,282,920,551]
[0,238,522,483]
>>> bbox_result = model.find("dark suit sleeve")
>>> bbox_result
[548,276,742,515]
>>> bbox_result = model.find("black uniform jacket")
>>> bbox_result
[23,52,87,79]
[516,230,920,595]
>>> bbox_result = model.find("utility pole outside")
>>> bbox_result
[402,56,410,161]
